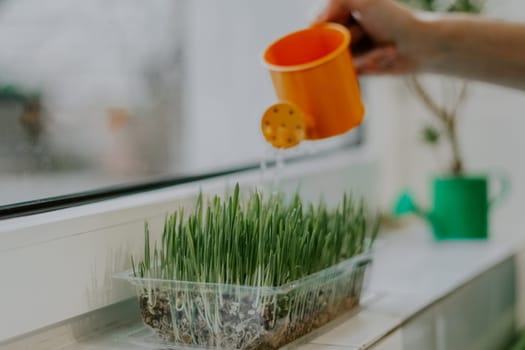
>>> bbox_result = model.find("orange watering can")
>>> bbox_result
[261,23,365,149]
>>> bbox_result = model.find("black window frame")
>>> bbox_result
[0,128,364,220]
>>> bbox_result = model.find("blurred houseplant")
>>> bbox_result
[400,0,484,175]
[394,0,510,240]
[117,184,380,350]
[0,84,46,171]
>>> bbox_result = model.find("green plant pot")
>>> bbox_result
[394,174,510,241]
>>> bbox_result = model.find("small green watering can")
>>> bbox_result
[394,175,510,240]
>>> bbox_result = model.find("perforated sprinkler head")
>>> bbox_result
[261,102,306,149]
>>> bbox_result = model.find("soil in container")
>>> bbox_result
[137,267,366,350]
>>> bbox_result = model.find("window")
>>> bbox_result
[0,0,363,212]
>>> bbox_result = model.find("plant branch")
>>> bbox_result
[407,75,466,175]
[449,80,469,118]
[406,75,451,123]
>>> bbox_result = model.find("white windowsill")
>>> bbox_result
[0,148,379,343]
[3,144,523,349]
[22,224,525,350]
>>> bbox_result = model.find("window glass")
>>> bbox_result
[0,0,361,207]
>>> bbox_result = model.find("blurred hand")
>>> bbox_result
[316,0,425,75]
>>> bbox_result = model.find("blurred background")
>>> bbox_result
[0,0,359,207]
[0,0,524,231]
[372,0,525,233]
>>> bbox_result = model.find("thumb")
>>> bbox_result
[315,0,364,24]
[315,0,352,24]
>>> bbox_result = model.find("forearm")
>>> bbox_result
[417,15,525,90]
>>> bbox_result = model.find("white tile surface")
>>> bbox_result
[97,343,357,350]
[369,230,513,298]
[370,331,403,350]
[57,324,361,350]
[438,277,491,350]
[310,311,400,348]
[295,345,358,350]
[364,292,432,322]
[514,247,525,329]
[401,306,438,350]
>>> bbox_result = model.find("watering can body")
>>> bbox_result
[261,23,364,149]
[394,176,509,240]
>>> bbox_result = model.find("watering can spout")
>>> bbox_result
[393,192,418,216]
[393,191,435,224]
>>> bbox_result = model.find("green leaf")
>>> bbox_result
[397,0,483,13]
[422,125,441,145]
[130,184,380,288]
[447,0,483,13]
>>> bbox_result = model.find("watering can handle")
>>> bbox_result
[488,173,511,209]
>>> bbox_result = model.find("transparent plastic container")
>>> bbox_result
[115,252,372,350]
